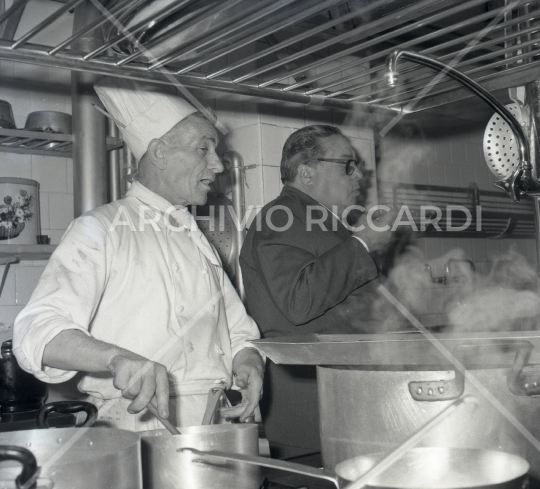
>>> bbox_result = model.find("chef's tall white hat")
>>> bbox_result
[94,77,197,161]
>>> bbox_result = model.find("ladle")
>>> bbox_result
[147,399,180,436]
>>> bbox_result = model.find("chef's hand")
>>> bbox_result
[352,206,398,253]
[222,348,264,422]
[107,351,170,419]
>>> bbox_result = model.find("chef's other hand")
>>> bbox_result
[227,348,264,422]
[352,207,398,253]
[107,351,170,419]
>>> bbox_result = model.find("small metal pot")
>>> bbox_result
[0,101,16,129]
[140,423,259,489]
[188,446,530,489]
[24,112,72,134]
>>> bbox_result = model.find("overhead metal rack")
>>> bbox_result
[1,0,540,113]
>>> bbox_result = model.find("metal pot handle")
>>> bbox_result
[37,401,98,429]
[409,340,533,402]
[181,448,340,489]
[0,445,38,489]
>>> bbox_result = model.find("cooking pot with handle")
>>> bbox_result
[186,446,530,489]
[0,427,142,488]
[140,422,259,489]
[317,339,540,475]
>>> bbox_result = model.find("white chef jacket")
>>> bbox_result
[13,182,261,404]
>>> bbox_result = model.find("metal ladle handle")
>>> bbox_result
[182,448,340,488]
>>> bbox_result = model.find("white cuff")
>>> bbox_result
[352,236,369,252]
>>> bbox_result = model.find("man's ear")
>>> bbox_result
[297,164,315,186]
[147,138,168,170]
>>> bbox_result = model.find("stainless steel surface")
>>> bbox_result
[107,119,121,202]
[222,151,246,301]
[71,1,107,217]
[2,0,540,112]
[483,103,525,179]
[249,332,540,366]
[24,111,72,134]
[317,364,540,477]
[0,100,15,129]
[140,423,259,489]
[0,427,142,489]
[188,446,529,489]
[10,0,84,49]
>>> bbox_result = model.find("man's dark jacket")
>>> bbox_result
[240,185,381,337]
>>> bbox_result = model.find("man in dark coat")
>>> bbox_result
[239,125,395,457]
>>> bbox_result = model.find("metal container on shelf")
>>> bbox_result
[0,178,40,245]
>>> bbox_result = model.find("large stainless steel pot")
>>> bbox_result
[140,423,259,489]
[317,339,540,477]
[0,428,142,488]
[188,446,530,489]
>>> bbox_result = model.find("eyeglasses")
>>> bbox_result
[317,158,364,176]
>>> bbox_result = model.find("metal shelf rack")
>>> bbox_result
[0,128,123,158]
[0,0,539,113]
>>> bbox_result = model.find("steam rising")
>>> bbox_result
[374,247,540,333]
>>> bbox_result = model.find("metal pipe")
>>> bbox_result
[84,0,197,61]
[261,0,530,89]
[385,50,540,203]
[108,119,121,202]
[175,0,343,76]
[112,0,243,66]
[48,0,145,56]
[376,46,540,106]
[0,39,396,112]
[207,0,402,81]
[123,145,136,196]
[362,29,540,104]
[71,1,107,217]
[222,151,246,302]
[303,1,537,96]
[0,0,30,27]
[148,0,296,71]
[11,0,85,49]
[3,0,27,41]
[236,0,471,86]
[291,0,506,94]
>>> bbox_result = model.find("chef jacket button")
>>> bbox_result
[202,268,209,276]
[177,305,185,313]
[173,262,180,272]
[187,341,194,353]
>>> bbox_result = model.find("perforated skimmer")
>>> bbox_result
[483,103,528,179]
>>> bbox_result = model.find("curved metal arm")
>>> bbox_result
[385,50,540,202]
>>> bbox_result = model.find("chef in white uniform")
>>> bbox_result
[13,77,264,431]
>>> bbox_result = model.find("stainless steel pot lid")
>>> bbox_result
[483,103,527,179]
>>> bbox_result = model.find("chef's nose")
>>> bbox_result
[209,151,224,173]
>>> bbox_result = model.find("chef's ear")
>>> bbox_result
[147,138,168,170]
[297,164,314,186]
